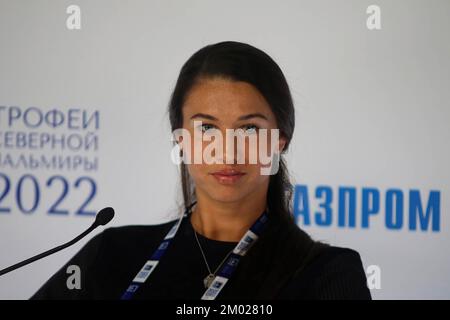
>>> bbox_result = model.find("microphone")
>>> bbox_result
[0,207,115,277]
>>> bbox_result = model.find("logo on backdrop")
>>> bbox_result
[294,185,441,232]
[0,105,99,217]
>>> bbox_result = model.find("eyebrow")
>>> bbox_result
[190,112,269,121]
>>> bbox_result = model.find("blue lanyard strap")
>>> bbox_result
[121,205,269,300]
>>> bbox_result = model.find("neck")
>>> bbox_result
[190,192,268,242]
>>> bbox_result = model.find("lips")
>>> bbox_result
[210,169,246,184]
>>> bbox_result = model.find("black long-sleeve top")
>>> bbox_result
[31,210,371,300]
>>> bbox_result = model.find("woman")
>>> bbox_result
[32,41,371,300]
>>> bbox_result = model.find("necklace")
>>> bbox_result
[193,230,235,288]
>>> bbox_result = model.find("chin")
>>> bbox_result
[203,187,249,204]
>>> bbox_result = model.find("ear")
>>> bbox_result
[278,135,287,153]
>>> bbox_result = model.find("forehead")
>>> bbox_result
[182,78,273,119]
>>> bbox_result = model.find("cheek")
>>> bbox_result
[245,165,270,184]
[186,163,211,186]
[242,134,277,166]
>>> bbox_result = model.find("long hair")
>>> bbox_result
[168,41,296,222]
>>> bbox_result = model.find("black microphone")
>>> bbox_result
[0,207,115,277]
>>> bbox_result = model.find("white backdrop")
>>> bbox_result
[0,0,449,299]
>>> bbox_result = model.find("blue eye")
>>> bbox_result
[200,123,216,133]
[242,124,258,134]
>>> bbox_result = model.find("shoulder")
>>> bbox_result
[83,218,179,259]
[307,245,365,271]
[100,219,177,243]
[30,218,178,300]
[280,244,372,300]
[267,216,369,287]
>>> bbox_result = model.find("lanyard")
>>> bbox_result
[120,203,269,300]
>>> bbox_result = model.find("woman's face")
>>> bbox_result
[181,77,286,204]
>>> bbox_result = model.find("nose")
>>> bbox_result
[222,131,246,165]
